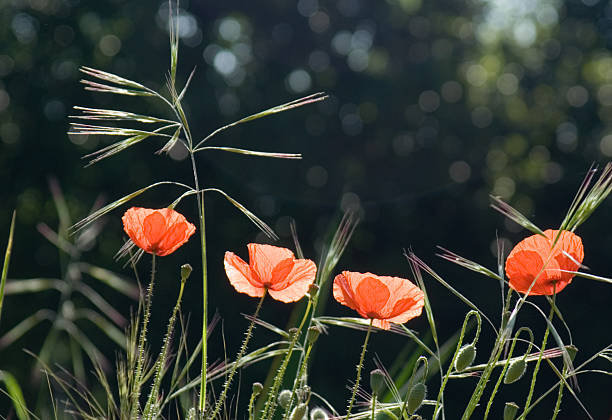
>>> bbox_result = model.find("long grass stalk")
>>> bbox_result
[210,293,266,419]
[131,254,156,419]
[346,320,374,420]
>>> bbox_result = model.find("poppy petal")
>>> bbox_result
[143,211,167,248]
[224,251,265,297]
[371,319,391,330]
[155,217,197,256]
[268,259,316,303]
[248,244,294,285]
[333,273,360,312]
[355,276,390,318]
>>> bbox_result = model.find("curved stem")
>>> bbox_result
[283,341,314,420]
[210,293,266,419]
[131,253,156,419]
[346,320,373,420]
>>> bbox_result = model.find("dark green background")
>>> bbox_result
[1,0,612,418]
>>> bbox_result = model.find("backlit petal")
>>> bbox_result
[248,244,294,285]
[268,259,316,303]
[224,251,265,297]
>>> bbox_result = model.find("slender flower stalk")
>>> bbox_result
[550,364,568,420]
[143,268,188,418]
[518,296,556,420]
[345,319,373,420]
[260,299,313,420]
[209,292,266,419]
[131,254,156,419]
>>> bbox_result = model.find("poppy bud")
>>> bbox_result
[306,326,321,345]
[310,407,329,420]
[454,344,476,372]
[252,382,263,396]
[290,403,308,420]
[181,264,192,282]
[297,385,311,402]
[370,369,386,395]
[278,389,293,409]
[406,383,427,414]
[308,284,319,295]
[504,359,527,384]
[503,402,519,420]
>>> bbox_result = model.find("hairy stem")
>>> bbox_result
[143,275,186,419]
[260,299,312,420]
[346,320,373,420]
[210,293,266,419]
[131,253,156,419]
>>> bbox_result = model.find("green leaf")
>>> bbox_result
[0,370,31,420]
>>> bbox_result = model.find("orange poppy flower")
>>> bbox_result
[224,244,317,303]
[122,207,196,256]
[505,229,584,295]
[333,271,425,330]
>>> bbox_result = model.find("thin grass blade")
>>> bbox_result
[194,92,328,148]
[80,66,151,90]
[194,146,302,159]
[0,211,16,327]
[490,195,545,236]
[72,106,177,124]
[69,181,192,234]
[205,188,278,240]
[436,246,502,281]
[0,370,31,420]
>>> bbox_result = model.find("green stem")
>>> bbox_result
[131,254,156,419]
[483,327,533,419]
[260,299,312,420]
[371,392,377,420]
[283,342,314,419]
[210,293,266,419]
[435,310,479,417]
[196,189,208,415]
[519,301,555,420]
[550,365,567,420]
[346,320,373,420]
[143,275,186,419]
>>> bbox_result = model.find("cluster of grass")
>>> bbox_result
[1,2,611,419]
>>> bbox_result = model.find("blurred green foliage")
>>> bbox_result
[1,0,612,418]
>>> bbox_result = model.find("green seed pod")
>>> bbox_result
[454,344,477,372]
[180,263,192,282]
[370,369,386,395]
[278,389,293,409]
[252,382,263,396]
[307,326,321,345]
[310,407,329,420]
[290,403,308,420]
[504,359,527,384]
[503,402,519,420]
[406,383,427,414]
[308,284,320,295]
